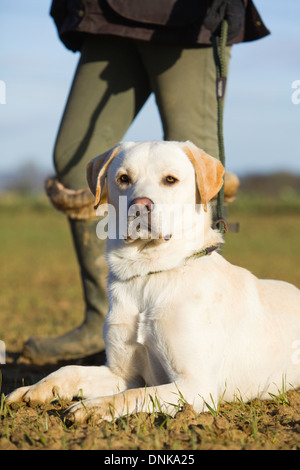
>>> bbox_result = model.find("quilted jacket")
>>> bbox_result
[50,0,270,52]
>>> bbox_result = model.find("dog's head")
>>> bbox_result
[87,141,224,243]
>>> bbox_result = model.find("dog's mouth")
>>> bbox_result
[125,220,172,243]
[125,201,172,243]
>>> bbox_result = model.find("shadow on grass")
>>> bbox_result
[1,350,107,396]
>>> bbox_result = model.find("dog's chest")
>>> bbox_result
[134,306,176,385]
[108,277,177,383]
[132,284,167,345]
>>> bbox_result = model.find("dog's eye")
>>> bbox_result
[165,175,178,185]
[118,174,130,184]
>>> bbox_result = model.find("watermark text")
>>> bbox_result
[291,80,300,104]
[95,197,205,243]
[0,340,6,364]
[0,80,6,104]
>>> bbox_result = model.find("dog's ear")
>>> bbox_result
[86,145,120,208]
[181,142,225,211]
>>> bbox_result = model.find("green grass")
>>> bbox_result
[0,193,84,351]
[223,195,300,287]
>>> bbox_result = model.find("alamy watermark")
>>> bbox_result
[291,340,300,365]
[0,80,6,104]
[291,80,300,104]
[95,196,205,244]
[0,340,6,364]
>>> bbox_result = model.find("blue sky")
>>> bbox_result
[0,0,299,177]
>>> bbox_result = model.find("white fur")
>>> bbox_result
[7,141,300,423]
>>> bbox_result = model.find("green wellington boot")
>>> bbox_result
[23,216,108,365]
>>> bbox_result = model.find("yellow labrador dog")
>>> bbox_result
[7,141,300,423]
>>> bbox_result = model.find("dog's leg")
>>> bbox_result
[64,380,214,423]
[6,365,126,406]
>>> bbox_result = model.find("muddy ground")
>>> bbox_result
[1,351,300,450]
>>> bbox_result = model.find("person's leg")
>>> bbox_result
[137,42,231,159]
[23,36,151,364]
[54,35,151,190]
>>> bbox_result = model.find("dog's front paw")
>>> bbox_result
[64,397,116,424]
[6,383,59,407]
[6,367,77,407]
[6,380,72,407]
[5,386,31,407]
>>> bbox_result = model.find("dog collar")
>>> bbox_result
[186,245,218,260]
[126,245,219,281]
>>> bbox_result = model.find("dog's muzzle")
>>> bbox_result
[126,197,171,242]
